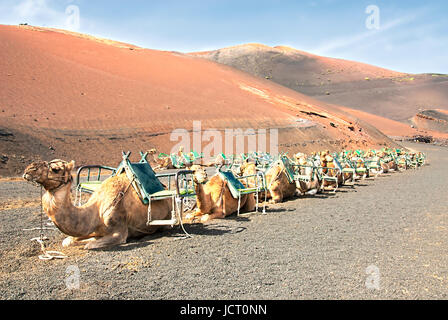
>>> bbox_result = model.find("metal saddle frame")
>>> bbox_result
[217,168,267,216]
[76,151,196,227]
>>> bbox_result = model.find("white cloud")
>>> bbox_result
[14,0,50,18]
[312,14,418,55]
[1,0,80,31]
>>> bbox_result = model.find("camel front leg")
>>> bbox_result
[62,236,99,248]
[184,208,204,223]
[198,210,226,223]
[83,230,128,250]
[269,183,283,204]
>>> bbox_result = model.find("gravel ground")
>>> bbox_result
[0,142,447,300]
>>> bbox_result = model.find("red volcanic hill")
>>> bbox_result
[191,44,448,134]
[0,25,397,176]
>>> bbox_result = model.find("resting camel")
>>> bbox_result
[23,159,172,250]
[184,165,256,223]
[319,151,343,189]
[148,149,174,170]
[377,151,391,174]
[293,154,322,195]
[380,152,398,173]
[148,146,190,170]
[239,159,297,204]
[262,160,297,203]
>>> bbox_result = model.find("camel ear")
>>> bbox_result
[67,160,75,172]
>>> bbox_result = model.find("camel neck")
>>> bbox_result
[43,182,99,237]
[194,181,210,213]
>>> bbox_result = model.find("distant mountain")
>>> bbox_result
[191,44,448,124]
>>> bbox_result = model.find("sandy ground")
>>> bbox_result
[0,142,447,300]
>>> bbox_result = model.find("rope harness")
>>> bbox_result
[22,160,81,260]
[27,185,67,261]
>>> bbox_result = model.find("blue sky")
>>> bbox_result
[1,0,447,74]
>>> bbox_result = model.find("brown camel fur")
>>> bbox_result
[237,161,266,203]
[293,154,322,195]
[148,149,174,170]
[377,151,398,172]
[184,165,255,223]
[23,159,172,250]
[239,160,295,203]
[263,160,297,204]
[320,152,342,189]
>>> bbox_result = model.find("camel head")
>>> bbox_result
[356,159,364,168]
[293,152,305,163]
[190,165,208,184]
[23,159,75,191]
[239,160,256,176]
[298,157,308,166]
[294,153,308,166]
[319,152,332,164]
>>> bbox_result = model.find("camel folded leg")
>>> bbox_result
[198,211,226,223]
[62,236,99,248]
[240,194,256,213]
[184,209,204,223]
[269,187,283,204]
[83,230,128,250]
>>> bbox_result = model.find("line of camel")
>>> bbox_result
[22,148,424,250]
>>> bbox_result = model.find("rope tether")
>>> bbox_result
[23,186,67,261]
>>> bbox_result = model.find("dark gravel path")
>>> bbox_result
[0,142,447,300]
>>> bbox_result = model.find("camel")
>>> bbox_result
[376,151,390,173]
[319,151,343,189]
[293,154,322,195]
[237,160,266,202]
[148,149,174,170]
[335,157,355,184]
[261,160,297,204]
[23,159,172,250]
[148,146,190,170]
[350,156,368,179]
[240,159,297,204]
[184,165,256,223]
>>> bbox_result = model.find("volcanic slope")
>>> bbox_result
[192,44,448,125]
[0,26,397,176]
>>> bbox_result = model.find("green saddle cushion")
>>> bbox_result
[218,171,252,199]
[149,189,176,199]
[179,188,196,196]
[279,157,295,183]
[128,162,165,196]
[79,181,102,192]
[295,175,311,182]
[116,161,166,205]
